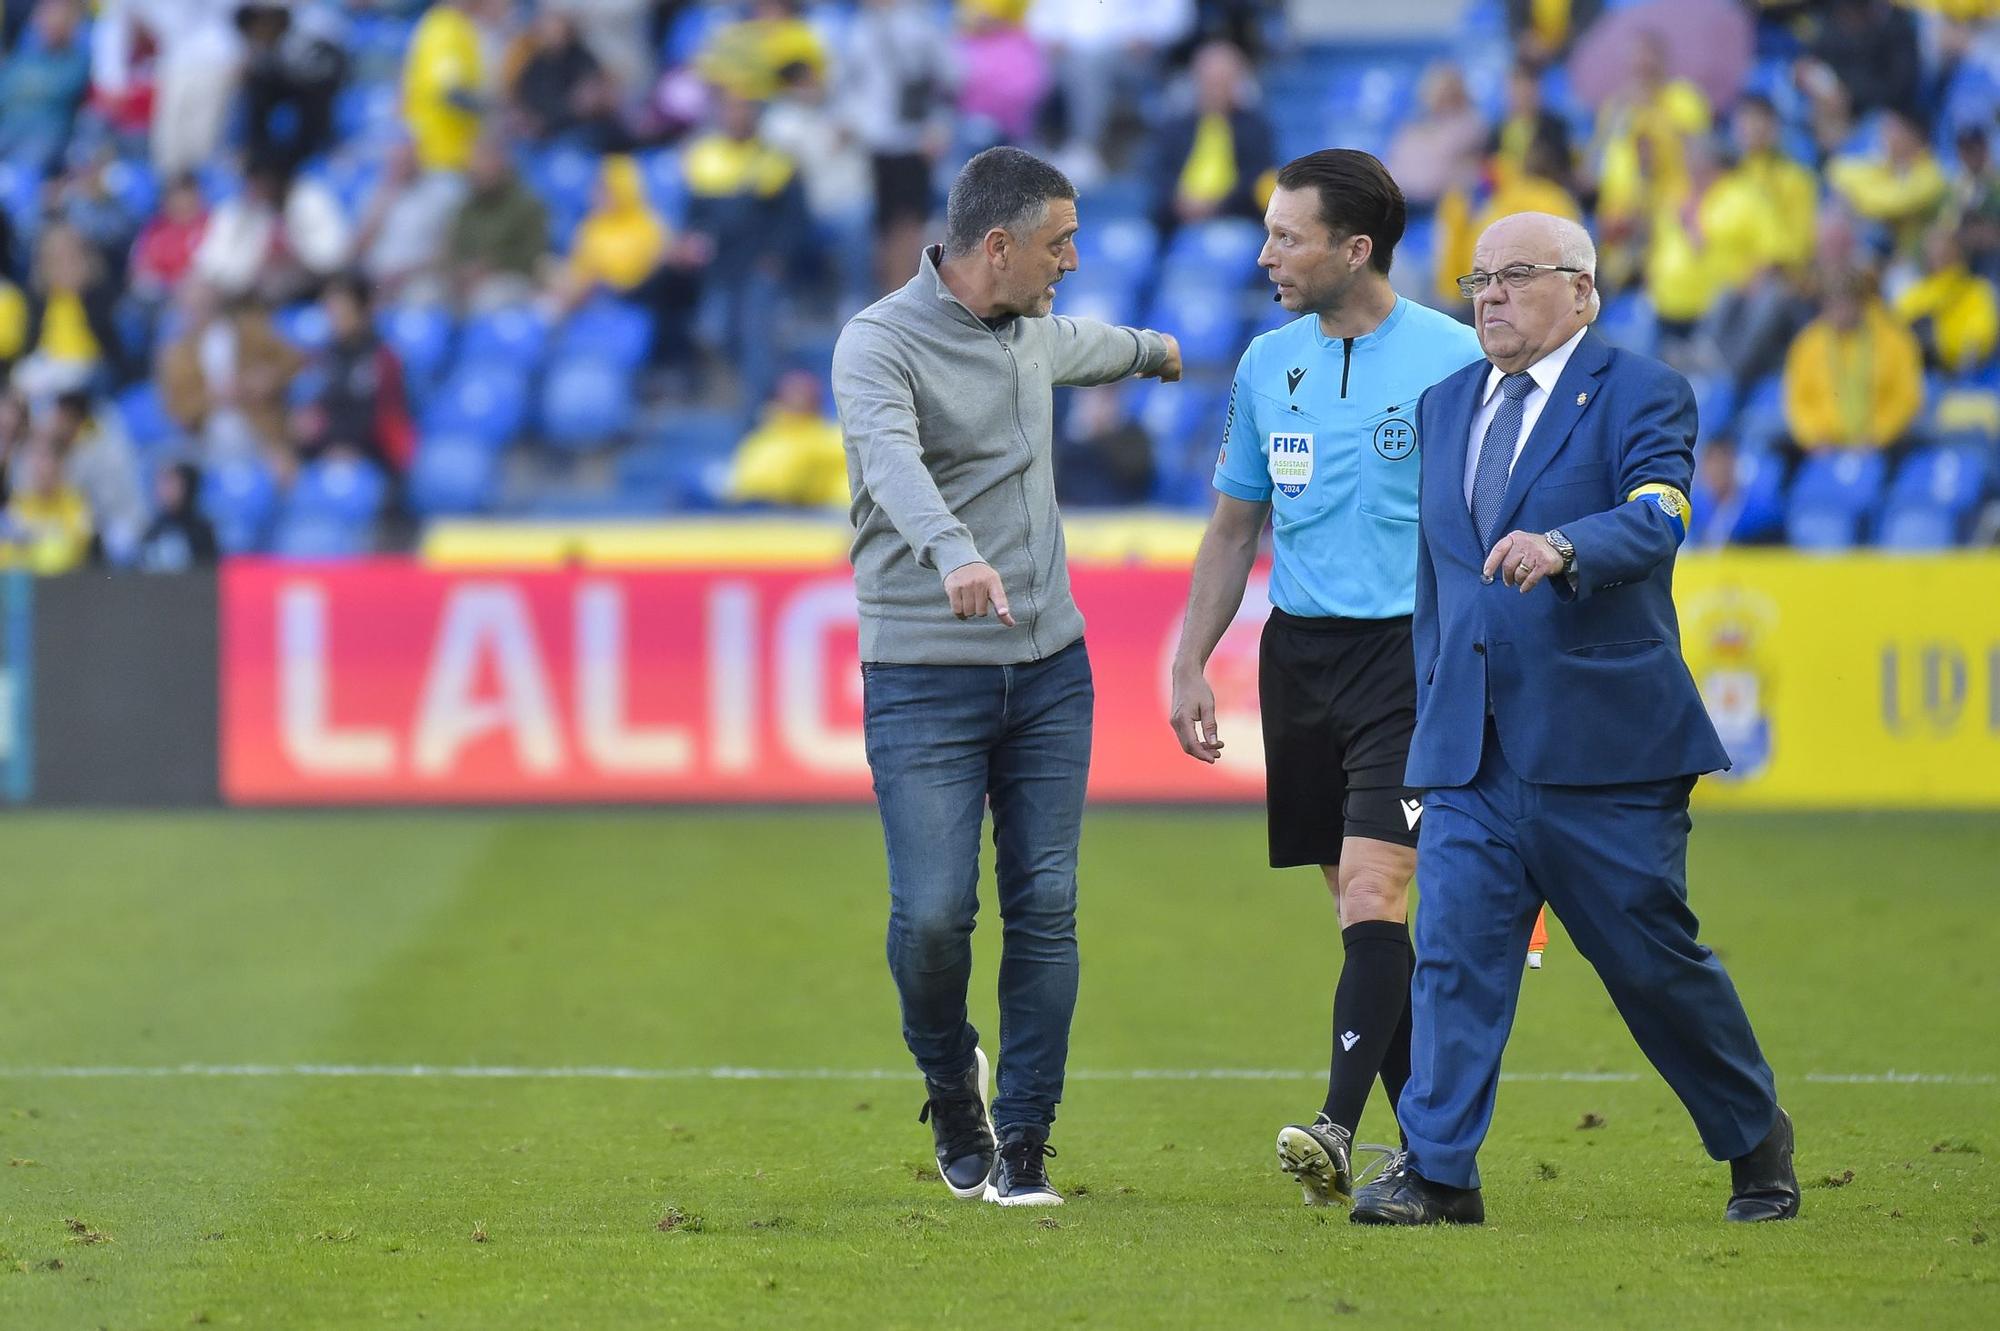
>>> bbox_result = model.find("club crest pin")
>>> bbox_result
[1576,392,1589,406]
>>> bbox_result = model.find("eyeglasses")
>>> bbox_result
[1456,263,1584,299]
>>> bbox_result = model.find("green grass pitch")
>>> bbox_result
[0,809,1994,1328]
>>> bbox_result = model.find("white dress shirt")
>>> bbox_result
[1463,324,1590,507]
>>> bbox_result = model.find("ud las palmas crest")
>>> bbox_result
[1269,431,1313,498]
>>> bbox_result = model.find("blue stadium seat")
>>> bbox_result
[290,455,389,525]
[1876,445,1990,547]
[1785,450,1888,549]
[424,364,532,446]
[525,144,599,237]
[662,3,730,66]
[638,147,689,226]
[1075,216,1158,288]
[276,302,333,353]
[332,82,402,147]
[783,331,840,383]
[611,439,691,508]
[1054,275,1136,330]
[1595,291,1658,358]
[653,407,742,458]
[408,434,502,516]
[318,149,387,218]
[458,305,550,375]
[1689,375,1739,442]
[272,513,371,560]
[1735,374,1789,452]
[541,358,637,450]
[1075,176,1151,223]
[617,408,744,508]
[202,456,281,555]
[116,382,181,451]
[1147,282,1245,370]
[197,160,243,206]
[556,298,654,371]
[378,305,456,387]
[100,158,158,219]
[1163,219,1266,287]
[0,159,42,233]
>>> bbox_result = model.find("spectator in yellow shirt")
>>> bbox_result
[1692,99,1824,408]
[1,432,93,574]
[1896,226,2000,374]
[1591,30,1712,241]
[1433,133,1581,306]
[552,155,708,367]
[1828,109,1949,259]
[1783,271,1925,454]
[403,0,499,172]
[698,0,829,102]
[1488,58,1574,190]
[727,370,848,509]
[1724,95,1817,273]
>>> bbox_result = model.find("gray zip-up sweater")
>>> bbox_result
[833,247,1171,665]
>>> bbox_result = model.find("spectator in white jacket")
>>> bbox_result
[193,156,352,303]
[93,0,244,177]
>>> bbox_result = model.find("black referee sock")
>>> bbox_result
[1321,920,1414,1136]
[1376,934,1416,1118]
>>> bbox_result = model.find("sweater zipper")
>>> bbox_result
[1341,337,1353,398]
[998,335,1042,659]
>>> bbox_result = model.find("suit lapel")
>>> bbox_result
[1489,331,1612,538]
[1430,361,1488,552]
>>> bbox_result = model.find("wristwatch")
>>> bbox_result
[1543,529,1575,575]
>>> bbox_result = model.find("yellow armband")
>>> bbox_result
[1627,483,1691,541]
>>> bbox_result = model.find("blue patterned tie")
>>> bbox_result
[1471,372,1535,547]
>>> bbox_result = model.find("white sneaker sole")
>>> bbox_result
[983,1184,1064,1207]
[1277,1125,1351,1208]
[939,1046,996,1201]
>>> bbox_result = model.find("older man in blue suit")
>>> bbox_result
[1351,212,1799,1226]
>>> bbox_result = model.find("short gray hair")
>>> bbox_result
[1546,214,1601,320]
[943,147,1076,258]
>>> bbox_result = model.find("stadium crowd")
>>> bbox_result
[0,0,1994,571]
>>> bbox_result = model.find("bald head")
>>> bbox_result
[1470,212,1598,373]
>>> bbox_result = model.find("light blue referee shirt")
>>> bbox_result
[1213,297,1483,619]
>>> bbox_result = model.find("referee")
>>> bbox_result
[1169,149,1481,1206]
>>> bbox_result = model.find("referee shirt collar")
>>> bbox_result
[1479,323,1588,406]
[1310,294,1409,350]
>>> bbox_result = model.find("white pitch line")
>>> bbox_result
[0,1065,1990,1086]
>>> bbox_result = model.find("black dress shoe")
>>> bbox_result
[1726,1107,1800,1222]
[1350,1155,1485,1226]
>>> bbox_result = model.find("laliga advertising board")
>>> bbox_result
[219,560,1274,803]
[220,555,2000,807]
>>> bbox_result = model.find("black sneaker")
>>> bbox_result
[917,1046,995,1200]
[1350,1153,1485,1226]
[985,1130,1062,1206]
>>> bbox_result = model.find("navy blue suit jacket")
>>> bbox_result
[1407,330,1730,789]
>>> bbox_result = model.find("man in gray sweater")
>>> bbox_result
[832,146,1180,1207]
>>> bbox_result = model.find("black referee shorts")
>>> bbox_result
[1259,608,1423,869]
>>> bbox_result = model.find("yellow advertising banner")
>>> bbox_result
[1676,554,2000,808]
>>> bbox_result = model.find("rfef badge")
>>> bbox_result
[1268,432,1313,498]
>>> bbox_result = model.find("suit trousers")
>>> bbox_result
[1401,721,1779,1189]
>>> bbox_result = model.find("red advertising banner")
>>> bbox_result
[220,560,1273,804]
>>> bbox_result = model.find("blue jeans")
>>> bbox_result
[861,638,1093,1135]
